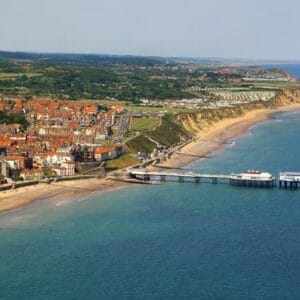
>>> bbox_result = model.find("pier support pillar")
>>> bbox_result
[195,177,200,184]
[178,176,184,182]
[212,178,217,184]
[160,175,166,181]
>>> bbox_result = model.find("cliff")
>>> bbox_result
[125,89,300,154]
[175,90,300,136]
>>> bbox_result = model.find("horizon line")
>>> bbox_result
[1,49,300,64]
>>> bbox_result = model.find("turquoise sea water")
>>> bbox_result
[2,111,300,299]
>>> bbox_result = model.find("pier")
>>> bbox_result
[230,171,276,188]
[127,169,276,188]
[279,172,300,189]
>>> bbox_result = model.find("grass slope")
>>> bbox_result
[147,115,190,147]
[125,134,157,154]
[125,114,190,154]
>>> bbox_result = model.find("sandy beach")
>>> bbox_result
[160,103,300,168]
[0,178,128,213]
[1,103,300,214]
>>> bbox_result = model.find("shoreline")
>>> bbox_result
[158,103,300,169]
[0,178,130,214]
[1,103,300,214]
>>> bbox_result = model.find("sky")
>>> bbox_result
[1,0,300,60]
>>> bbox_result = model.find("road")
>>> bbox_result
[113,112,131,143]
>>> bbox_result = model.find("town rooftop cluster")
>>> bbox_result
[0,95,124,181]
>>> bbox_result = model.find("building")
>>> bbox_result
[20,169,44,180]
[61,161,75,176]
[0,159,8,178]
[5,156,27,170]
[94,147,110,161]
[46,152,74,164]
[53,161,75,177]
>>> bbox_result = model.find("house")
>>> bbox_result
[61,161,75,176]
[32,153,48,168]
[52,166,65,177]
[20,169,44,180]
[0,124,21,134]
[94,147,110,161]
[112,104,124,113]
[0,159,9,178]
[5,155,27,170]
[0,140,13,155]
[107,144,123,159]
[9,134,26,141]
[97,111,115,127]
[46,152,74,164]
[52,161,75,177]
[84,105,97,114]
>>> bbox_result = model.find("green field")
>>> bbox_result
[0,73,41,79]
[106,153,139,170]
[250,81,300,90]
[130,116,160,132]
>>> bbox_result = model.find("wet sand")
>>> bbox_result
[1,103,300,213]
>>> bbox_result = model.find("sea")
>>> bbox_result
[1,68,300,300]
[261,63,300,79]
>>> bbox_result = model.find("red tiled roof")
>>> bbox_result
[95,147,109,154]
[21,168,43,174]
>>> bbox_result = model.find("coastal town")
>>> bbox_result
[0,88,294,188]
[0,51,299,192]
[2,2,300,299]
[0,95,125,183]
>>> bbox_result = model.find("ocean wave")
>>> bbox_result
[248,124,258,134]
[226,140,236,148]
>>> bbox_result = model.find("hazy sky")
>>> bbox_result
[1,0,299,60]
